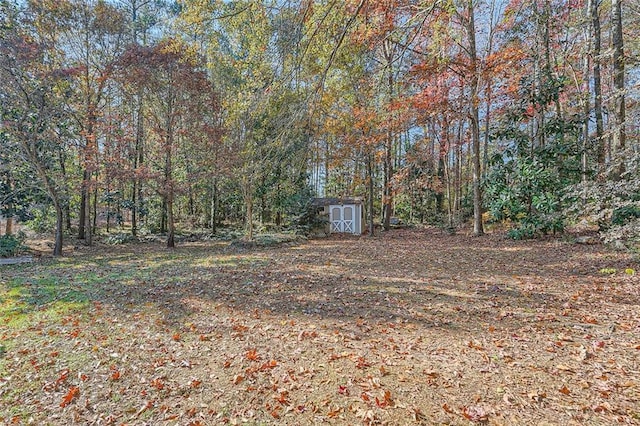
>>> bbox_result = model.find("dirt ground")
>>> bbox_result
[1,228,639,425]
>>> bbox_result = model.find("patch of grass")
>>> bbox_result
[0,285,32,327]
[1,273,90,332]
[8,276,88,307]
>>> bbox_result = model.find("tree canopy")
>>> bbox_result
[1,0,639,253]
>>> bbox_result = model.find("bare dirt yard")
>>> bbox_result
[1,228,639,425]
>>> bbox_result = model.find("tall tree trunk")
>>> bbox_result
[482,0,497,176]
[243,166,254,240]
[610,0,625,180]
[78,10,98,246]
[134,93,145,236]
[366,152,375,236]
[582,0,592,184]
[167,193,175,248]
[188,184,195,218]
[93,185,98,233]
[165,125,175,248]
[465,1,484,235]
[245,187,254,241]
[54,201,63,256]
[275,182,282,227]
[80,167,92,246]
[131,178,137,235]
[210,178,218,233]
[532,1,548,149]
[78,168,88,240]
[482,84,493,177]
[324,137,330,196]
[443,140,454,229]
[383,139,393,231]
[382,41,394,231]
[165,145,175,248]
[84,135,94,247]
[64,204,71,231]
[106,193,111,234]
[5,215,12,236]
[590,0,605,177]
[436,152,445,213]
[544,0,563,122]
[454,123,462,215]
[85,180,92,246]
[79,103,97,246]
[129,0,147,236]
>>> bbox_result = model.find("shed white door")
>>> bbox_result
[330,205,356,234]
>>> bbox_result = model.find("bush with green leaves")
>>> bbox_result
[0,231,27,257]
[281,185,329,235]
[25,204,57,233]
[485,73,582,239]
[611,205,640,226]
[486,154,569,239]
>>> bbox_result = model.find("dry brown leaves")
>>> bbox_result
[1,228,639,425]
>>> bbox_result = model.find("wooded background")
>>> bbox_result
[1,0,639,254]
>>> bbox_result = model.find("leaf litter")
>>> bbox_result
[1,228,639,425]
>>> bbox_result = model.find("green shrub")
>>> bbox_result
[611,205,640,226]
[287,197,327,235]
[0,232,27,257]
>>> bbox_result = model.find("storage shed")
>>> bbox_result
[313,197,363,235]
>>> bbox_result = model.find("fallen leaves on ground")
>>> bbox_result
[1,228,639,425]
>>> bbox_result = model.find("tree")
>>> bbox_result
[117,0,161,236]
[610,0,626,180]
[589,0,605,176]
[0,5,72,255]
[178,0,315,238]
[115,40,221,248]
[61,0,127,244]
[458,0,484,236]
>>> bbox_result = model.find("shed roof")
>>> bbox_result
[312,197,363,207]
